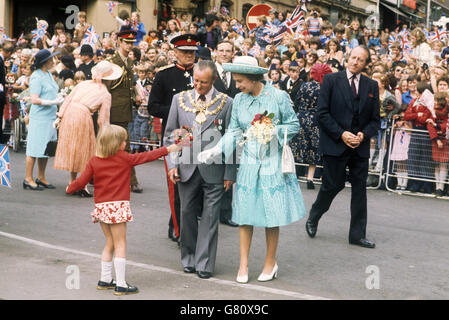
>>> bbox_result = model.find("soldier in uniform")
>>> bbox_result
[107,27,143,193]
[148,34,199,244]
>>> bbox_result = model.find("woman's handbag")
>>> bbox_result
[281,127,296,174]
[44,130,58,157]
[44,140,57,157]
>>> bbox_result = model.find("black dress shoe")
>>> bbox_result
[183,266,196,273]
[220,218,238,227]
[349,238,376,249]
[168,227,179,242]
[305,219,317,238]
[113,283,139,296]
[197,271,212,279]
[96,279,116,290]
[23,180,44,191]
[35,178,55,189]
[78,188,93,197]
[131,184,143,193]
[306,180,315,190]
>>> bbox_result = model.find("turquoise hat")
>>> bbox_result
[222,56,269,75]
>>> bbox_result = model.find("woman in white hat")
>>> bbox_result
[54,60,123,196]
[198,56,306,283]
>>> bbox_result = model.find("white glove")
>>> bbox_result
[197,145,222,164]
[53,117,61,129]
[41,96,64,106]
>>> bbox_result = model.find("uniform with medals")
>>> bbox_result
[148,34,199,243]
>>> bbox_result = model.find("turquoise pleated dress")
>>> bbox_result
[26,69,59,158]
[220,83,306,227]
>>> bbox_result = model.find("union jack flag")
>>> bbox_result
[388,35,398,48]
[263,21,280,37]
[232,24,244,36]
[430,28,447,41]
[220,6,230,17]
[107,1,121,14]
[283,4,305,34]
[276,4,305,43]
[0,145,11,188]
[31,28,46,42]
[19,99,28,117]
[82,25,99,47]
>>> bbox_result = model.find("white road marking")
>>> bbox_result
[0,230,330,300]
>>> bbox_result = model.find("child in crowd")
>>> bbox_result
[73,11,90,43]
[427,92,449,196]
[391,105,413,191]
[267,65,282,88]
[130,65,151,152]
[403,81,434,193]
[66,125,181,295]
[74,71,86,85]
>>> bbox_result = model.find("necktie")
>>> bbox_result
[351,75,357,97]
[199,94,206,102]
[222,71,228,89]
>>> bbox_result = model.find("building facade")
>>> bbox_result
[1,0,448,39]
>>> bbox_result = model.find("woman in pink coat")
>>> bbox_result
[54,61,123,196]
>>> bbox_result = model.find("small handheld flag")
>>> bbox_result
[107,1,121,14]
[0,145,11,188]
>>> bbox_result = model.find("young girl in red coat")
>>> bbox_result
[426,92,449,197]
[66,124,181,295]
[403,81,433,193]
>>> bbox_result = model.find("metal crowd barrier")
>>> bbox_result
[293,130,387,190]
[385,119,449,199]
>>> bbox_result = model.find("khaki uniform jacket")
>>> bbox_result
[107,52,135,124]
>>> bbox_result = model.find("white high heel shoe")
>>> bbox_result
[236,269,249,283]
[257,263,278,282]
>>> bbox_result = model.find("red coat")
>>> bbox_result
[427,111,449,163]
[67,148,168,203]
[403,98,432,128]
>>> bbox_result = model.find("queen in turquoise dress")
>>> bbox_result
[24,49,63,190]
[198,56,306,284]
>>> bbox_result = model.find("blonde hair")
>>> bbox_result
[74,71,86,84]
[96,125,128,158]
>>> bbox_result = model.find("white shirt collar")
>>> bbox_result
[346,69,360,82]
[215,62,224,73]
[195,87,214,104]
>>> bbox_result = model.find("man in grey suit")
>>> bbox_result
[164,60,236,279]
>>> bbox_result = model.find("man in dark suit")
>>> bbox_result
[213,40,239,227]
[305,46,380,249]
[0,42,14,144]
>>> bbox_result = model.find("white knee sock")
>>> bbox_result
[114,257,127,287]
[100,260,113,283]
[396,172,404,188]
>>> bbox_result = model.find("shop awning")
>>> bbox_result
[380,2,409,18]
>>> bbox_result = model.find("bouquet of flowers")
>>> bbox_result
[170,126,193,160]
[173,125,193,146]
[239,111,278,146]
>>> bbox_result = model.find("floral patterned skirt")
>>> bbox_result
[91,201,133,224]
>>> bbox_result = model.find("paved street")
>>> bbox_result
[1,150,449,300]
